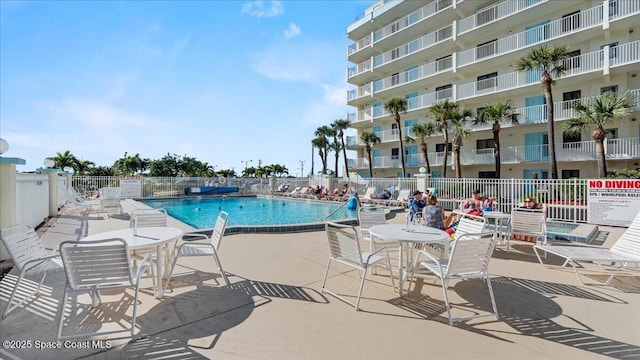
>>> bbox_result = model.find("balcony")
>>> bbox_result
[456,2,640,68]
[348,0,453,60]
[457,0,546,35]
[348,137,639,171]
[348,24,453,81]
[457,41,639,100]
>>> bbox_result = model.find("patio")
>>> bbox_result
[0,200,639,359]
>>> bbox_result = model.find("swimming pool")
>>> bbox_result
[139,196,357,231]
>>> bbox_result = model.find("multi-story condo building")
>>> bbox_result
[345,0,640,179]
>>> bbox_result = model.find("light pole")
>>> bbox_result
[242,160,252,177]
[299,160,305,178]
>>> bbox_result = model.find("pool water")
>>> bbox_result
[140,197,357,229]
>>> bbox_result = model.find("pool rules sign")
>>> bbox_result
[587,179,640,227]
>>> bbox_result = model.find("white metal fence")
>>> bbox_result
[68,175,597,222]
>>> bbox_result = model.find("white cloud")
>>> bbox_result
[241,1,283,18]
[284,22,301,39]
[39,98,155,129]
[301,83,350,126]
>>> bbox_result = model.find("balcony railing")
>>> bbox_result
[458,0,545,35]
[458,4,607,67]
[457,42,639,100]
[348,0,452,57]
[350,137,639,169]
[348,86,640,128]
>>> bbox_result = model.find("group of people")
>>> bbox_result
[410,188,542,231]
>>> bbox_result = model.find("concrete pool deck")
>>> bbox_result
[0,200,638,359]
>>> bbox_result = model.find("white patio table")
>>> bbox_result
[482,211,511,245]
[368,224,449,295]
[81,226,184,298]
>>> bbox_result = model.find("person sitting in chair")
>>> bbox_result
[422,194,445,230]
[409,190,426,222]
[521,196,542,210]
[462,189,483,211]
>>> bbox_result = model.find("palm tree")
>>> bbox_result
[360,130,381,178]
[472,100,519,178]
[330,140,342,176]
[428,100,458,178]
[47,150,78,170]
[384,97,408,177]
[565,92,634,177]
[406,122,437,174]
[311,136,329,175]
[449,109,473,178]
[314,126,334,175]
[74,159,95,175]
[517,44,570,179]
[332,119,351,178]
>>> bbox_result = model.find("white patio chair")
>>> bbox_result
[98,187,122,216]
[0,224,63,319]
[423,216,487,260]
[533,212,640,285]
[165,211,231,290]
[409,232,498,325]
[507,208,546,253]
[56,238,150,341]
[358,206,399,274]
[320,222,395,311]
[129,208,171,287]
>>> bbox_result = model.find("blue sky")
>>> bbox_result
[1,0,373,176]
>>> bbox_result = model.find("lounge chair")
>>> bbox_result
[360,187,377,204]
[533,212,640,285]
[0,224,63,318]
[387,189,411,207]
[98,187,122,216]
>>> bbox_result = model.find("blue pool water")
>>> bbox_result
[140,197,357,229]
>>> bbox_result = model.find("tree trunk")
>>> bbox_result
[396,116,406,177]
[341,134,350,178]
[442,131,449,178]
[334,152,339,176]
[454,138,462,178]
[310,145,314,176]
[366,148,374,178]
[542,74,558,179]
[595,138,607,178]
[493,123,501,178]
[420,141,431,174]
[319,149,326,175]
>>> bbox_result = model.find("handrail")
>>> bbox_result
[324,200,351,220]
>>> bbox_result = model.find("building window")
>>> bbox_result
[562,90,581,110]
[479,171,497,179]
[391,148,399,160]
[436,84,452,100]
[477,139,495,149]
[436,25,452,42]
[601,85,618,95]
[391,73,400,86]
[476,39,497,60]
[562,170,580,179]
[562,132,581,149]
[436,55,452,71]
[562,10,580,33]
[391,48,400,60]
[601,42,618,60]
[476,5,497,26]
[564,50,581,70]
[435,143,452,152]
[436,0,452,12]
[391,123,399,135]
[605,128,618,140]
[477,72,497,91]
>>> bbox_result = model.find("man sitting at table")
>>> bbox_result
[462,189,483,211]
